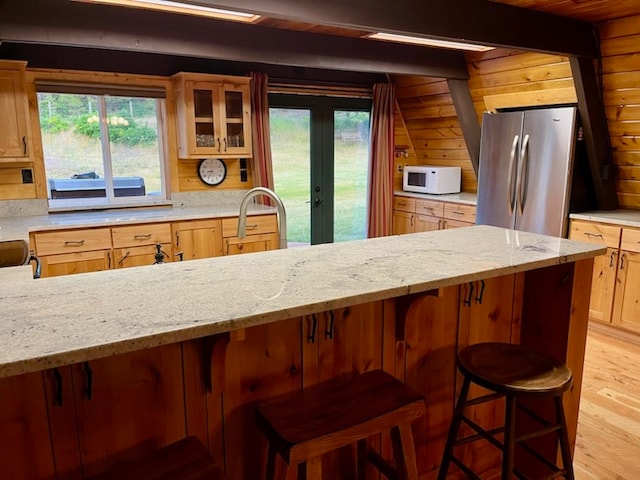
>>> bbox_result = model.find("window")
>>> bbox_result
[36,86,168,209]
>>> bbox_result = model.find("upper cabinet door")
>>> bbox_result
[0,64,30,159]
[173,73,252,159]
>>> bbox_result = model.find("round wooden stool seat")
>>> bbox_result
[438,342,576,480]
[457,342,573,396]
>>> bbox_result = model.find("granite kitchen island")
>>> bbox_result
[0,225,603,479]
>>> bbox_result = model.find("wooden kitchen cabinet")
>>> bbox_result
[221,214,279,255]
[456,275,520,477]
[32,227,113,277]
[0,61,30,159]
[112,223,173,267]
[611,227,640,333]
[172,73,252,158]
[172,218,224,261]
[46,344,187,478]
[0,372,57,479]
[569,220,621,325]
[221,319,302,480]
[392,194,476,235]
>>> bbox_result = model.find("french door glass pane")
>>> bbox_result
[333,110,370,242]
[270,107,311,245]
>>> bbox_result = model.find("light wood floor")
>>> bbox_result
[574,324,640,479]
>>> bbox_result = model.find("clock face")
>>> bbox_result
[198,158,227,186]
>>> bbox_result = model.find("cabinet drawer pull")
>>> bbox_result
[246,224,258,230]
[134,234,153,240]
[584,232,603,239]
[64,240,85,246]
[23,136,27,155]
[452,210,465,215]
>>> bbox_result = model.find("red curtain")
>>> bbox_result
[367,83,396,238]
[250,72,274,192]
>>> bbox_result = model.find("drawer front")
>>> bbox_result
[112,223,172,248]
[222,214,278,237]
[415,199,444,218]
[569,220,621,249]
[621,227,640,253]
[34,228,112,256]
[443,202,476,224]
[393,196,416,213]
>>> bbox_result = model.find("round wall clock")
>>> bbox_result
[198,158,227,186]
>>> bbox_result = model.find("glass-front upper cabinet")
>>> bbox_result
[173,73,252,158]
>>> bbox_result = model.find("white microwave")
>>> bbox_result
[402,165,461,194]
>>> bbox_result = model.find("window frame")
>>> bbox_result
[35,82,171,211]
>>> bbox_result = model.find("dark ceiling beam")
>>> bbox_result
[570,57,618,210]
[447,79,480,176]
[195,0,600,58]
[0,0,469,78]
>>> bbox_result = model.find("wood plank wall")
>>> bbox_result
[392,12,640,210]
[600,14,640,208]
[391,49,574,194]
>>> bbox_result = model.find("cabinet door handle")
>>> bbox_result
[442,220,447,229]
[410,215,414,227]
[308,314,318,343]
[53,368,63,407]
[22,136,27,155]
[475,279,486,304]
[620,253,626,270]
[223,138,227,152]
[64,240,85,246]
[463,282,474,306]
[118,251,131,265]
[134,234,152,240]
[325,310,335,340]
[438,219,442,229]
[175,231,180,247]
[83,362,93,400]
[107,251,111,269]
[610,251,616,268]
[217,137,221,152]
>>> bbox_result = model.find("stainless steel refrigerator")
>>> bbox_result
[476,106,579,237]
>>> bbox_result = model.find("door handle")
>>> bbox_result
[517,134,530,215]
[306,198,323,207]
[507,134,519,214]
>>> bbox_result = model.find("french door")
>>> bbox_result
[269,94,371,245]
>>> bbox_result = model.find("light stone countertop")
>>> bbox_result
[570,209,640,228]
[394,190,477,205]
[0,225,604,379]
[0,203,276,242]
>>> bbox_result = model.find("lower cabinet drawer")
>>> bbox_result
[112,223,172,248]
[393,196,416,213]
[443,202,476,224]
[621,227,640,253]
[34,228,112,256]
[222,214,278,238]
[569,220,621,249]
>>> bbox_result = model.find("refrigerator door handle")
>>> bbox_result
[517,134,530,215]
[507,134,519,214]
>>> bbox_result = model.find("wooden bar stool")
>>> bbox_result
[86,436,226,480]
[255,369,427,480]
[438,342,575,480]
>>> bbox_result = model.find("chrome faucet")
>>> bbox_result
[237,187,288,249]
